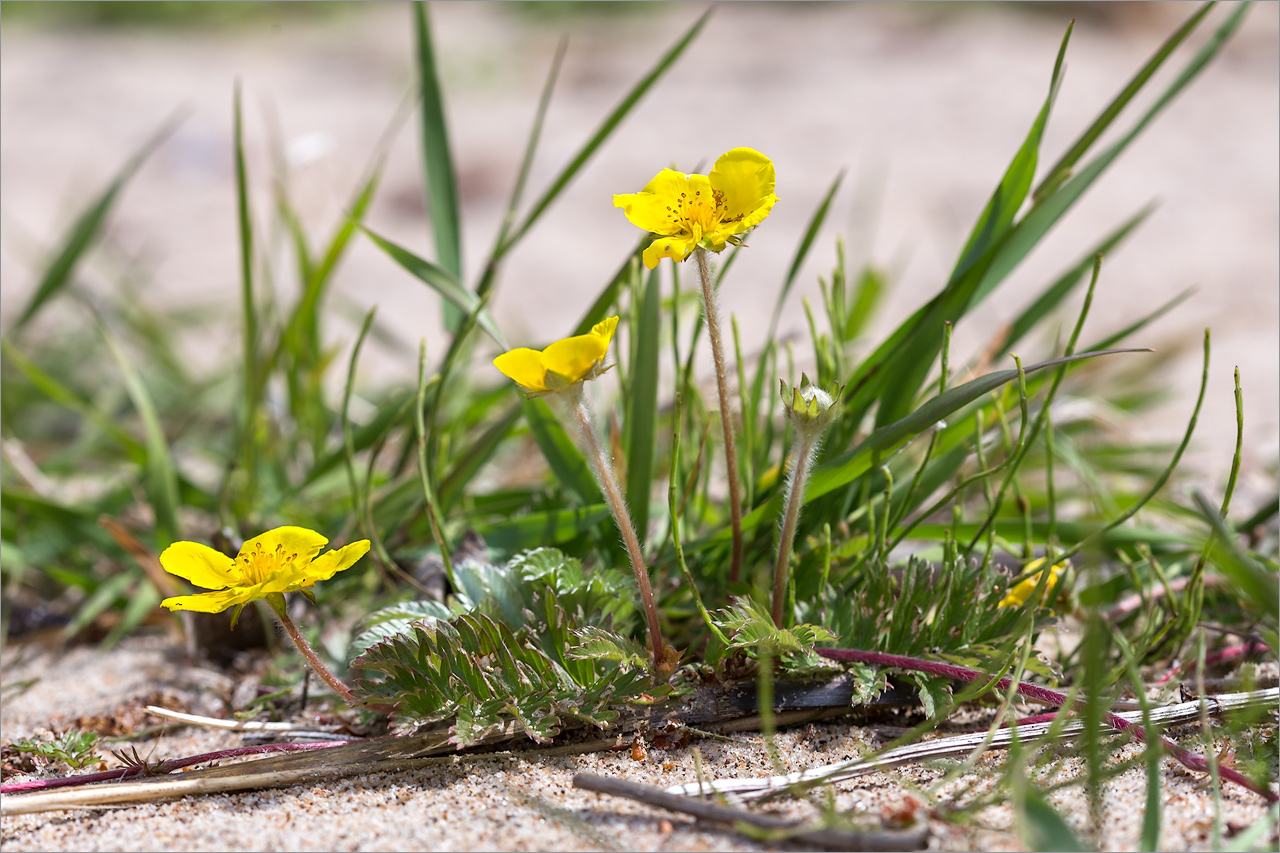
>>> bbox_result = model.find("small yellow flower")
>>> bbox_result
[998,556,1069,608]
[614,147,779,269]
[493,316,619,395]
[160,526,370,625]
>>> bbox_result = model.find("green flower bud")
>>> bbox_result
[780,374,844,436]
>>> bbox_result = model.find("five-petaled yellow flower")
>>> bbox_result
[998,556,1069,608]
[493,316,619,395]
[614,147,779,269]
[160,526,370,625]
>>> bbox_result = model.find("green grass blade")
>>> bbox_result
[1034,2,1217,199]
[571,243,645,336]
[438,404,522,510]
[996,205,1153,355]
[522,397,595,505]
[96,318,180,546]
[0,339,145,464]
[765,170,844,346]
[474,504,611,552]
[734,348,1150,537]
[974,3,1249,312]
[416,340,452,583]
[341,308,379,545]
[475,37,568,302]
[624,266,661,541]
[9,110,184,334]
[872,23,1072,429]
[412,2,462,284]
[499,10,710,256]
[1020,787,1088,852]
[361,226,506,349]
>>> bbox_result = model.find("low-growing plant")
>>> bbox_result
[2,0,1276,841]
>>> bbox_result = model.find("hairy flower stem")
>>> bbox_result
[267,594,358,705]
[694,247,744,584]
[772,431,820,626]
[816,647,1276,803]
[566,387,671,673]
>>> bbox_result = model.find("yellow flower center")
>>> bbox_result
[237,542,300,585]
[666,187,743,243]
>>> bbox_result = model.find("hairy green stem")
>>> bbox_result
[772,430,819,626]
[267,594,357,705]
[565,387,670,671]
[694,247,744,583]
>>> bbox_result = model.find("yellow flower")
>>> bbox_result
[493,316,619,395]
[160,526,370,625]
[614,147,779,269]
[998,556,1069,608]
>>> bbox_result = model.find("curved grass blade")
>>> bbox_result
[415,340,452,583]
[475,37,568,302]
[571,239,646,337]
[438,404,522,510]
[1034,2,1217,200]
[624,266,661,541]
[732,348,1152,537]
[974,3,1250,311]
[523,398,595,505]
[341,308,381,557]
[95,317,180,547]
[872,23,1073,429]
[994,205,1153,356]
[498,10,710,256]
[412,2,462,285]
[361,226,506,349]
[9,109,185,335]
[764,170,844,347]
[474,504,611,552]
[0,340,145,464]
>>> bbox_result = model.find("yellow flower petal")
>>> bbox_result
[159,541,237,590]
[494,347,551,392]
[542,333,608,382]
[161,588,250,614]
[998,557,1067,608]
[613,168,688,234]
[240,526,327,565]
[493,318,618,393]
[642,235,695,269]
[293,540,372,586]
[709,147,778,230]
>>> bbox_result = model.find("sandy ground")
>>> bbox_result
[2,633,1276,852]
[2,3,1278,851]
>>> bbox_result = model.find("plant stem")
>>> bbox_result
[267,594,358,705]
[565,387,672,673]
[0,742,348,794]
[816,647,1276,803]
[694,247,744,584]
[772,430,819,626]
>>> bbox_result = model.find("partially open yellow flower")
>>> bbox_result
[998,556,1069,608]
[160,526,370,625]
[614,147,779,269]
[493,316,619,395]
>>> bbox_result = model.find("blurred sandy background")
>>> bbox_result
[2,1,1277,499]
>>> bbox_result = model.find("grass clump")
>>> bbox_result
[1,0,1275,842]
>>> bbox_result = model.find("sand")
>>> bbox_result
[2,633,1276,851]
